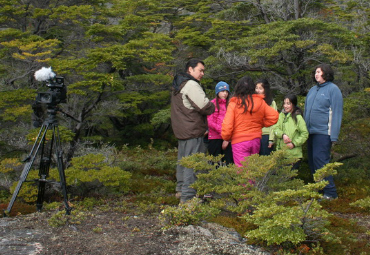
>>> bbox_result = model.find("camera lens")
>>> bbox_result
[56,77,64,84]
[40,93,52,104]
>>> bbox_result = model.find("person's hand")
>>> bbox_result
[204,130,209,136]
[286,142,294,149]
[283,134,291,144]
[222,140,229,150]
[268,141,274,148]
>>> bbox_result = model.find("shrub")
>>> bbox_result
[0,158,23,190]
[8,169,39,203]
[75,197,104,211]
[179,150,343,247]
[48,209,89,227]
[350,197,370,212]
[48,153,132,197]
[118,144,177,175]
[8,153,133,202]
[243,199,332,246]
[26,126,74,144]
[159,198,220,229]
[43,201,61,210]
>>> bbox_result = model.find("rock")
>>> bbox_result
[162,222,270,255]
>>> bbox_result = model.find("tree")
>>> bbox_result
[0,0,176,161]
[1,0,370,161]
[234,0,324,23]
[206,18,360,95]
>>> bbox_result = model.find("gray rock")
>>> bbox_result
[162,222,270,255]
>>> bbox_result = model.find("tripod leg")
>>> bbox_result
[35,123,54,212]
[54,125,72,215]
[35,156,51,211]
[5,161,34,216]
[5,125,49,216]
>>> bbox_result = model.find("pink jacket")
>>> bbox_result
[207,98,227,140]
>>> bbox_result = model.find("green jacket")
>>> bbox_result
[274,111,309,159]
[261,100,277,141]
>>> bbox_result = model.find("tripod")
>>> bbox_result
[4,106,72,216]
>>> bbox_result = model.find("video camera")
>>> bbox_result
[34,67,67,105]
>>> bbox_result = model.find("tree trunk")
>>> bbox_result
[294,0,300,20]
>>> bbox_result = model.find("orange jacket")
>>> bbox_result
[221,94,279,144]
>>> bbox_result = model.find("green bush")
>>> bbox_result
[0,158,23,190]
[48,153,132,197]
[243,199,332,245]
[8,169,40,203]
[4,153,132,203]
[159,198,220,229]
[75,197,105,210]
[350,197,370,212]
[26,126,74,144]
[118,144,177,175]
[179,150,343,247]
[48,209,89,227]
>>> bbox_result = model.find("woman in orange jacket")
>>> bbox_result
[221,76,279,167]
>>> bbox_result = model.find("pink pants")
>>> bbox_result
[232,138,261,167]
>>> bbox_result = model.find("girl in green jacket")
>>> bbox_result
[274,94,309,170]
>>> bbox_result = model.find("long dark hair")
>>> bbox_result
[283,94,302,124]
[215,93,230,111]
[256,78,273,105]
[233,76,255,114]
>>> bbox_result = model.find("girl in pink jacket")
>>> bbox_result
[207,81,234,165]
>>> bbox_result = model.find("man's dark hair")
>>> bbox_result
[312,63,334,82]
[185,58,205,73]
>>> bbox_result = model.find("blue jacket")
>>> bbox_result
[304,81,343,142]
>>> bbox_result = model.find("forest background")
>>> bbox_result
[1,0,370,254]
[1,0,370,155]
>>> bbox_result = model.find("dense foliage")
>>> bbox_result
[170,151,339,245]
[1,1,370,253]
[0,0,370,155]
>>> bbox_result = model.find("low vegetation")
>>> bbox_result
[1,141,370,254]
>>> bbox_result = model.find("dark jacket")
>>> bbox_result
[170,73,215,140]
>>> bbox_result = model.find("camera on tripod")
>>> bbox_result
[3,66,72,217]
[36,76,67,105]
[34,67,67,106]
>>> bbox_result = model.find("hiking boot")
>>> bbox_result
[201,194,213,203]
[175,192,181,199]
[319,195,338,202]
[203,194,213,199]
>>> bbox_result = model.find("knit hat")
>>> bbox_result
[215,81,230,95]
